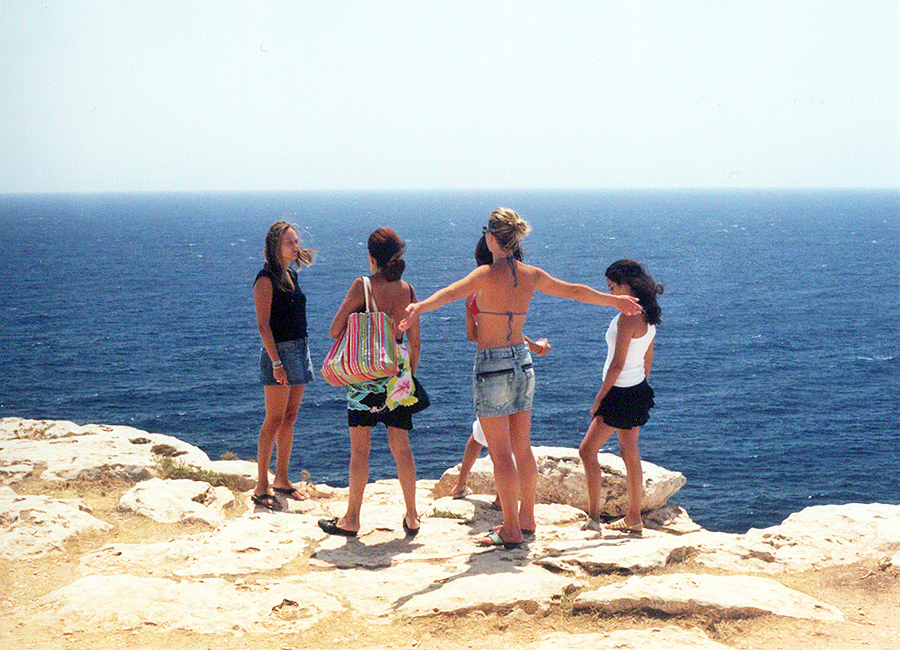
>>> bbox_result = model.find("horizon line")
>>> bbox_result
[2,186,898,198]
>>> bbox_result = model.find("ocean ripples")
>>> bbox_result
[1,190,897,534]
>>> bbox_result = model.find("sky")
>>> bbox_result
[1,1,898,193]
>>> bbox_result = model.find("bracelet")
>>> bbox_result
[272,360,283,368]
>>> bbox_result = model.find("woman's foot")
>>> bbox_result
[251,493,282,512]
[449,486,471,499]
[402,515,420,537]
[475,528,522,550]
[317,517,358,537]
[272,485,309,501]
[581,517,601,532]
[605,517,643,535]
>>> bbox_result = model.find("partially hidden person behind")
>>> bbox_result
[578,259,663,535]
[318,227,425,538]
[449,234,551,504]
[252,220,317,511]
[401,208,641,549]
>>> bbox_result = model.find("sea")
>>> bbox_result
[1,189,897,534]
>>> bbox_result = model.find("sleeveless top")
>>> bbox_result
[603,314,656,387]
[256,266,307,342]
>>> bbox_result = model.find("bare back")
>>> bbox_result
[473,258,540,349]
[367,275,416,327]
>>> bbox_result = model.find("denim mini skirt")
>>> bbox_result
[472,343,535,418]
[259,338,314,386]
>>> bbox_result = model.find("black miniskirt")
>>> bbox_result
[593,379,655,430]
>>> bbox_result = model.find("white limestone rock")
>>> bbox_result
[433,446,685,516]
[80,511,327,577]
[573,573,844,621]
[34,573,343,634]
[302,554,581,618]
[0,486,112,559]
[116,477,235,526]
[207,458,259,492]
[0,417,211,483]
[694,503,900,574]
[0,462,33,484]
[427,494,586,527]
[535,628,734,650]
[536,530,698,575]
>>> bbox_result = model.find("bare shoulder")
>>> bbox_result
[253,273,273,295]
[523,264,553,288]
[403,280,417,301]
[618,312,648,336]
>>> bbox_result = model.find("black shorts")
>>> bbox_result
[593,380,655,430]
[347,391,414,430]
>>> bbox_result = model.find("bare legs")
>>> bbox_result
[579,418,643,527]
[449,433,483,496]
[478,410,536,544]
[337,426,371,532]
[337,425,419,533]
[617,427,643,527]
[255,384,306,497]
[387,427,420,532]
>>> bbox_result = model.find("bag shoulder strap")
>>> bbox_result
[362,276,379,313]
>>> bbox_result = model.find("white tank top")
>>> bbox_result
[602,314,656,387]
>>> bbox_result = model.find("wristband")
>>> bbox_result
[272,360,283,368]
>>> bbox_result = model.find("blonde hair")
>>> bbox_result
[486,207,531,253]
[264,220,316,291]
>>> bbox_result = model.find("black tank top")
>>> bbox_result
[256,267,307,342]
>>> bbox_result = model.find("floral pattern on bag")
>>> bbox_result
[346,342,421,412]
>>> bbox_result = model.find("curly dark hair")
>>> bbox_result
[605,259,664,325]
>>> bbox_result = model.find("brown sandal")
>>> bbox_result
[605,517,643,535]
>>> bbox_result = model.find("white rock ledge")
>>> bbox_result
[3,417,899,646]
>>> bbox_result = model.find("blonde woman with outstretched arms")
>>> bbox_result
[401,208,641,549]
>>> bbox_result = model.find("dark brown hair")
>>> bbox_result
[605,259,664,325]
[368,227,406,281]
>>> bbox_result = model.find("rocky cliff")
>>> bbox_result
[1,417,898,650]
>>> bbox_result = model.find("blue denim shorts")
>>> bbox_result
[259,338,314,386]
[472,343,535,417]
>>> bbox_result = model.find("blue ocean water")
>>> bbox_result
[1,189,897,533]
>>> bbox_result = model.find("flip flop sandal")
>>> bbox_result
[251,493,282,512]
[273,486,309,501]
[606,518,643,535]
[581,518,602,532]
[475,529,521,550]
[317,517,358,537]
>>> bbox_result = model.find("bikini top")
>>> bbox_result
[472,256,527,341]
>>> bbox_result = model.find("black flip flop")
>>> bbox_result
[317,517,357,537]
[251,493,282,512]
[273,486,308,501]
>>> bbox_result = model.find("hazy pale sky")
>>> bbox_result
[2,1,898,193]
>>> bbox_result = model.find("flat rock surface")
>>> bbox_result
[2,418,899,650]
[574,572,845,621]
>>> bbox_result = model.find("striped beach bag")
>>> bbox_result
[321,276,400,386]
